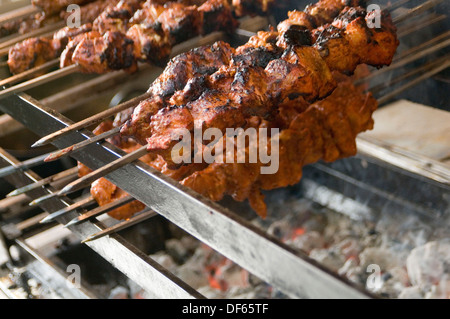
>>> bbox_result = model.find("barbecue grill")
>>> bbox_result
[0,0,448,300]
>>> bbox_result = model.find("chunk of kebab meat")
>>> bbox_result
[121,40,235,143]
[59,0,144,71]
[7,38,58,74]
[92,0,144,33]
[156,2,203,45]
[7,22,95,74]
[198,0,239,35]
[181,76,378,218]
[125,1,172,66]
[231,0,275,17]
[309,6,399,73]
[277,0,365,32]
[61,30,138,73]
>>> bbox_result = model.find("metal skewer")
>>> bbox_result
[393,30,450,63]
[0,21,65,52]
[44,126,121,162]
[31,91,153,147]
[377,58,450,105]
[234,29,257,38]
[0,151,55,178]
[64,195,135,227]
[39,195,96,224]
[28,192,60,206]
[0,58,60,87]
[0,5,41,26]
[81,208,157,243]
[393,0,443,24]
[369,54,450,95]
[385,0,413,10]
[0,193,30,214]
[397,13,447,38]
[57,145,149,196]
[6,166,78,197]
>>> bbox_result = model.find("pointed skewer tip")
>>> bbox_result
[80,235,96,244]
[6,190,18,197]
[63,218,79,228]
[29,193,58,206]
[39,215,53,224]
[31,138,47,148]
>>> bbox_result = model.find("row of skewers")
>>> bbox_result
[1,0,449,244]
[5,0,275,74]
[8,0,400,219]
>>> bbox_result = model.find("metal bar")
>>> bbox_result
[0,93,373,299]
[64,195,135,227]
[13,238,97,299]
[0,64,79,100]
[356,136,450,185]
[81,208,157,243]
[0,59,60,87]
[0,136,204,299]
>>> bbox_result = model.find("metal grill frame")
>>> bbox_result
[0,92,374,299]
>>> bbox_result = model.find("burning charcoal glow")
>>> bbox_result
[109,234,288,299]
[252,190,450,299]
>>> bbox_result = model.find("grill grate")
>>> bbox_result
[0,0,449,299]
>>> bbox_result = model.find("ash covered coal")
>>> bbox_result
[252,191,450,299]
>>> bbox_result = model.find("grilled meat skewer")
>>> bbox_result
[7,0,274,75]
[81,68,376,220]
[121,5,398,168]
[121,0,370,144]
